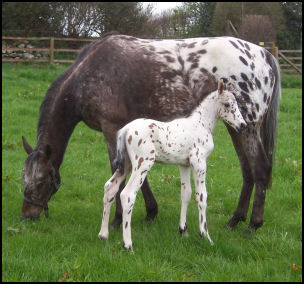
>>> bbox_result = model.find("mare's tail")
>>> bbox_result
[113,126,128,175]
[260,51,281,188]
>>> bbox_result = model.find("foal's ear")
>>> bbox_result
[218,80,224,95]
[22,136,33,155]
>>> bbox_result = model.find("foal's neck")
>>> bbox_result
[191,93,219,133]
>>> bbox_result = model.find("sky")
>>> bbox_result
[143,2,183,15]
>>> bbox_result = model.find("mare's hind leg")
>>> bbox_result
[226,124,271,233]
[225,124,254,229]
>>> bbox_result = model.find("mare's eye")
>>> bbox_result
[224,103,230,108]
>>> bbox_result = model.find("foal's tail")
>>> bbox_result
[113,126,128,175]
[260,51,281,188]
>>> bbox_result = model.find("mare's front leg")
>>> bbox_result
[224,124,254,229]
[178,166,191,235]
[191,158,213,245]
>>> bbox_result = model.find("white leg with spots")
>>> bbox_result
[120,162,152,250]
[178,165,191,235]
[98,169,129,240]
[191,158,213,245]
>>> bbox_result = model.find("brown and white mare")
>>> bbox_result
[21,32,281,236]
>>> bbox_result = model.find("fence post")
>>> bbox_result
[50,37,54,63]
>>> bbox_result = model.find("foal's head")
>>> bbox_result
[20,137,60,219]
[216,80,247,133]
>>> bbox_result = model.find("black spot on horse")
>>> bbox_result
[125,221,128,229]
[220,77,228,84]
[244,43,250,50]
[255,103,260,112]
[164,55,176,63]
[237,40,244,47]
[255,78,261,89]
[241,73,249,81]
[238,82,249,93]
[252,111,256,119]
[248,113,253,121]
[248,81,254,91]
[264,76,268,85]
[230,75,237,81]
[178,56,185,70]
[197,49,207,54]
[239,56,248,66]
[187,42,197,48]
[263,93,267,103]
[260,50,265,58]
[212,66,217,73]
[241,91,251,103]
[191,62,199,69]
[229,40,239,49]
[250,62,255,71]
[245,50,252,59]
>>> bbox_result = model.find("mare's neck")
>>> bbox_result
[36,92,80,170]
[190,93,219,133]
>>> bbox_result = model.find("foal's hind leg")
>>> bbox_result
[225,125,254,229]
[98,167,130,240]
[102,123,158,229]
[178,166,191,234]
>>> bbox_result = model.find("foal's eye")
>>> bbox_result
[224,103,230,108]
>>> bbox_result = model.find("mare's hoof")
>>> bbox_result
[145,206,158,222]
[243,227,255,238]
[224,215,244,230]
[110,217,122,230]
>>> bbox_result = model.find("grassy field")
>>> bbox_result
[2,63,302,282]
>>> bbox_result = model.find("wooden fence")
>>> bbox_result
[2,36,95,63]
[2,36,302,77]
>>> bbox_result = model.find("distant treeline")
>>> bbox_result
[2,2,302,49]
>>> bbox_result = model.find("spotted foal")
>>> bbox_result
[98,80,247,250]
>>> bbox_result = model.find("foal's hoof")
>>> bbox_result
[98,232,108,241]
[122,241,133,251]
[145,206,158,222]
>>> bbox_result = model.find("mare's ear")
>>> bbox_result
[43,144,52,160]
[218,80,224,95]
[22,136,33,155]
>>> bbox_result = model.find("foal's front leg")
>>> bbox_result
[178,166,191,235]
[191,158,213,245]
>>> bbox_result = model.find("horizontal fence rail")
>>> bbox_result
[2,36,302,77]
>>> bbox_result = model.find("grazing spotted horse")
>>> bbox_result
[21,33,280,237]
[99,80,247,250]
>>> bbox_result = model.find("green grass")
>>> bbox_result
[2,63,302,282]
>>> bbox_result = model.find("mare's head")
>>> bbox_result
[20,136,60,220]
[216,80,247,134]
